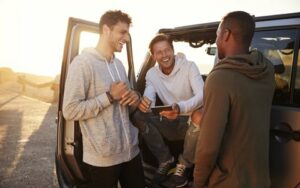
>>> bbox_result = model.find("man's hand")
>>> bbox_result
[138,96,152,113]
[160,103,180,120]
[120,90,140,107]
[110,81,128,101]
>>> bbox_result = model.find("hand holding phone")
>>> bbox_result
[156,103,180,120]
[151,105,173,115]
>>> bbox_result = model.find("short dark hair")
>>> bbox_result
[99,10,132,34]
[148,34,174,55]
[222,11,255,47]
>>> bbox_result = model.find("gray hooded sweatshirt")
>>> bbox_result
[63,48,139,167]
[194,50,275,188]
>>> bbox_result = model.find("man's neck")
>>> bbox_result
[226,44,249,57]
[161,62,175,75]
[96,40,114,62]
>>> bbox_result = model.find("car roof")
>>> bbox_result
[158,12,300,46]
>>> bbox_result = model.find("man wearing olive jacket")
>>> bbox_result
[193,11,275,188]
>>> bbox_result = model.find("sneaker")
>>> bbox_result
[152,157,176,184]
[170,163,189,187]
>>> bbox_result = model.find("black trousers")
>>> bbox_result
[86,154,145,188]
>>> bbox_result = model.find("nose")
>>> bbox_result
[162,50,168,57]
[124,33,130,43]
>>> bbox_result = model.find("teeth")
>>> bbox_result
[162,58,169,62]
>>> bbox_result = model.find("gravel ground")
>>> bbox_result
[0,89,59,188]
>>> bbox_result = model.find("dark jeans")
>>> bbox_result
[86,154,145,188]
[133,110,200,167]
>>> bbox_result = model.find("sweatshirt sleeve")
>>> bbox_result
[177,62,204,113]
[193,71,229,187]
[62,58,111,121]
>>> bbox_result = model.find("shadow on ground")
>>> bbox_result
[0,90,58,187]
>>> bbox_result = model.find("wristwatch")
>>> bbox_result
[106,91,114,104]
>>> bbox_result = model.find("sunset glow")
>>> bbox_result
[0,0,299,77]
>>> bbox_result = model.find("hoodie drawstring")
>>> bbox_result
[105,60,130,157]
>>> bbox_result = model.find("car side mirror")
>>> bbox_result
[206,46,216,56]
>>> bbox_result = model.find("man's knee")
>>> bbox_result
[133,110,144,122]
[132,110,149,133]
[191,108,203,126]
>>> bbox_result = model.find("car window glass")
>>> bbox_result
[79,31,129,74]
[251,29,297,106]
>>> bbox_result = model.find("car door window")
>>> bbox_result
[251,29,298,106]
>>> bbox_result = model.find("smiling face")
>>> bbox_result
[152,40,175,75]
[107,21,130,53]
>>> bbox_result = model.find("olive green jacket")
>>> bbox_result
[194,50,275,188]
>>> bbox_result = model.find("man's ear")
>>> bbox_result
[151,53,157,62]
[224,29,231,41]
[103,24,110,34]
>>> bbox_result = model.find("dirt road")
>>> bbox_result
[0,89,59,187]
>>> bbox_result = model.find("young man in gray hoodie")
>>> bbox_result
[134,34,204,187]
[63,10,145,188]
[193,11,275,188]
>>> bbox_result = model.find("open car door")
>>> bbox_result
[55,17,136,187]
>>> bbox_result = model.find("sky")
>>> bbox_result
[0,0,300,78]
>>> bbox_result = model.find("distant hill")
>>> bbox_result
[0,67,58,103]
[0,67,16,83]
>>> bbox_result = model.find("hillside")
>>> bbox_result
[0,67,59,103]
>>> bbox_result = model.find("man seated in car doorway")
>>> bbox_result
[133,34,204,187]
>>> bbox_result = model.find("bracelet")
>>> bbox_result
[106,91,114,104]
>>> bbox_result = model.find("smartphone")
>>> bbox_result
[151,105,173,115]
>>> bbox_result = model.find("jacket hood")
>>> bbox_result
[212,50,274,80]
[155,52,188,78]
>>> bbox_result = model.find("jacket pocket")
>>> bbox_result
[83,115,124,157]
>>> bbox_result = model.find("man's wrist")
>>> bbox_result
[106,91,114,104]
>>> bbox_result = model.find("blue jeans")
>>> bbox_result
[133,110,200,167]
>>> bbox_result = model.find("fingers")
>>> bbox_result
[110,81,128,100]
[141,97,151,110]
[160,109,178,120]
[119,90,133,105]
[160,113,177,120]
[128,92,140,106]
[138,101,147,112]
[120,90,139,106]
[111,82,142,107]
[137,97,151,112]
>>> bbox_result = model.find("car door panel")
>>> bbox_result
[270,106,300,188]
[56,17,135,187]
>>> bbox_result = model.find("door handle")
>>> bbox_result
[270,122,300,143]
